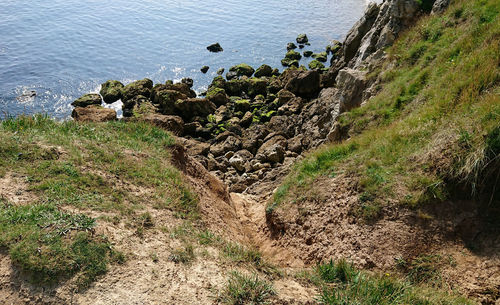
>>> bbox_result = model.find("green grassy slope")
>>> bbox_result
[273,0,500,217]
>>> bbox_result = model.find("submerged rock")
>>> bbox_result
[207,42,223,52]
[71,93,102,107]
[100,80,123,104]
[201,66,210,73]
[72,105,116,122]
[296,34,308,44]
[229,63,255,77]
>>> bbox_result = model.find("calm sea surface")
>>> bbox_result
[0,0,370,118]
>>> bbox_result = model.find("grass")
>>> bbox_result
[271,0,500,215]
[0,115,198,286]
[0,201,120,289]
[312,259,474,305]
[218,271,276,305]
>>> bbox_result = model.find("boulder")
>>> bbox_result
[226,71,238,80]
[207,42,223,52]
[431,0,450,14]
[312,52,328,62]
[242,126,269,154]
[268,116,296,138]
[308,60,325,70]
[206,87,229,106]
[71,93,102,107]
[286,42,297,50]
[201,66,210,73]
[281,58,299,67]
[166,82,197,98]
[121,79,153,102]
[225,79,248,96]
[303,50,313,57]
[210,75,226,90]
[210,135,242,157]
[122,95,150,117]
[278,97,303,115]
[153,89,188,115]
[235,99,251,112]
[176,138,210,156]
[248,78,268,97]
[257,135,287,163]
[71,105,116,122]
[284,70,320,97]
[229,64,255,77]
[240,111,253,128]
[254,64,273,78]
[296,34,308,44]
[287,136,303,154]
[138,114,184,136]
[181,78,194,88]
[229,150,253,172]
[174,98,216,121]
[285,50,302,60]
[335,68,367,111]
[277,89,295,106]
[100,80,124,104]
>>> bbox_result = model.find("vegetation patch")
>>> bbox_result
[218,271,275,305]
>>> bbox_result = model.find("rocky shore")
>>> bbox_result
[70,0,449,193]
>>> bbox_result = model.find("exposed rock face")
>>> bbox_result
[335,68,367,111]
[71,105,116,122]
[100,80,124,104]
[71,94,102,107]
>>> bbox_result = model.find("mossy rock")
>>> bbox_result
[154,90,187,114]
[285,50,302,60]
[308,60,325,70]
[248,78,268,97]
[303,50,313,57]
[296,34,308,44]
[312,52,328,62]
[210,76,226,89]
[254,64,273,78]
[206,87,229,106]
[287,42,297,50]
[229,63,255,77]
[281,58,299,67]
[121,78,153,102]
[71,94,102,107]
[235,99,251,112]
[100,80,124,104]
[261,110,277,122]
[225,79,248,96]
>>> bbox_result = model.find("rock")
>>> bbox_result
[229,150,253,172]
[298,44,304,49]
[226,71,238,80]
[326,40,342,55]
[153,89,188,115]
[277,89,295,106]
[284,70,320,97]
[71,94,102,107]
[71,105,116,122]
[166,82,197,98]
[254,64,273,78]
[122,95,150,117]
[217,68,225,75]
[268,116,295,138]
[242,126,268,154]
[100,80,124,104]
[225,79,247,96]
[308,60,325,70]
[287,136,303,153]
[287,42,297,50]
[210,76,226,90]
[229,64,255,77]
[183,121,202,136]
[181,78,194,88]
[229,183,247,193]
[138,114,184,136]
[121,79,153,102]
[335,68,367,111]
[296,34,308,44]
[272,68,280,76]
[210,135,242,157]
[285,50,302,60]
[312,52,328,62]
[174,98,216,121]
[303,50,313,57]
[235,99,251,112]
[281,58,299,67]
[257,135,287,163]
[431,0,450,14]
[177,137,211,156]
[206,87,229,106]
[278,97,303,115]
[201,66,210,73]
[207,42,223,52]
[240,111,253,128]
[248,78,268,97]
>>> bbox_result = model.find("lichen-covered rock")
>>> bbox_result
[138,114,184,136]
[71,105,116,122]
[174,98,216,121]
[71,93,102,107]
[121,79,153,102]
[286,42,297,50]
[207,42,223,52]
[100,80,124,104]
[201,66,210,73]
[308,60,325,70]
[285,50,302,60]
[166,82,197,98]
[229,64,255,77]
[248,78,268,97]
[296,34,308,44]
[312,52,328,62]
[254,64,273,78]
[206,87,229,106]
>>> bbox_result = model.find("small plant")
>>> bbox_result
[316,259,360,284]
[218,271,275,305]
[169,244,195,264]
